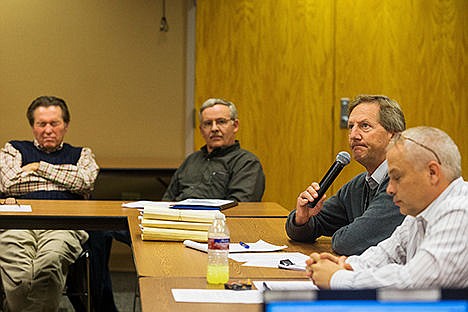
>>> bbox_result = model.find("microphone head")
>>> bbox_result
[336,151,351,165]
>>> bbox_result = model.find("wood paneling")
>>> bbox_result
[196,0,335,210]
[333,0,467,187]
[196,0,467,209]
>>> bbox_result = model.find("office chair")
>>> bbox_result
[65,249,91,312]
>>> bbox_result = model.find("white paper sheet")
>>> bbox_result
[172,198,235,207]
[0,205,32,212]
[253,280,318,292]
[171,289,262,304]
[228,252,309,269]
[183,239,288,253]
[122,201,173,209]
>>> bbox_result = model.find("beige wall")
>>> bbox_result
[0,0,188,167]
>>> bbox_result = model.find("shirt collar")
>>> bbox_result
[366,160,388,188]
[417,177,465,222]
[33,139,64,153]
[201,140,240,158]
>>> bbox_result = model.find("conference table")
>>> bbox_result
[0,200,289,229]
[0,200,332,311]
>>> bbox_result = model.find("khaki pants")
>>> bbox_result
[0,230,87,312]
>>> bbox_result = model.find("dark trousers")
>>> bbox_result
[68,230,131,312]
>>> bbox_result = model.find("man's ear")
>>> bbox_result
[428,161,441,185]
[233,119,239,133]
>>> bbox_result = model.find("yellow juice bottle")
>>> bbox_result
[207,213,230,284]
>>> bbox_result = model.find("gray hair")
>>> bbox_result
[349,95,406,134]
[391,126,461,181]
[199,98,238,121]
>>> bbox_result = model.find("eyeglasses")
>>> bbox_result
[0,198,20,206]
[395,133,442,165]
[201,118,234,129]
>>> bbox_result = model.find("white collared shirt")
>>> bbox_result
[330,177,468,289]
[33,139,64,153]
[366,160,388,189]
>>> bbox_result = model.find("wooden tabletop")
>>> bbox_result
[129,216,331,278]
[0,201,290,230]
[139,277,280,312]
[0,199,331,310]
[222,202,290,218]
[0,200,138,230]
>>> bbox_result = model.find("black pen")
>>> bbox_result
[263,282,271,291]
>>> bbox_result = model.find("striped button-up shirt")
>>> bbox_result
[331,177,468,289]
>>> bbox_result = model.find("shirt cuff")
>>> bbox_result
[330,269,355,289]
[37,161,49,175]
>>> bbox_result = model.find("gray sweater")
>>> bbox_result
[285,173,404,256]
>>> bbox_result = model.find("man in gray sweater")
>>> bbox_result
[286,95,406,255]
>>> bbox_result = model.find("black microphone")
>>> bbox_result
[307,151,351,208]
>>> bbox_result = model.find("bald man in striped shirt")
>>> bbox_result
[306,126,468,289]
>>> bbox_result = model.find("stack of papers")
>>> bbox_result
[122,199,237,211]
[170,199,237,210]
[139,204,220,242]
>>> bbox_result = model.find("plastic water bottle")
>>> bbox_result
[206,212,230,284]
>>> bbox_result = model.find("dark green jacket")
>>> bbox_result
[162,141,265,202]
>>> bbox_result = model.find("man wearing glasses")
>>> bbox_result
[286,95,406,256]
[307,127,468,289]
[0,96,99,311]
[162,98,265,202]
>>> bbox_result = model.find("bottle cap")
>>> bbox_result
[215,211,226,220]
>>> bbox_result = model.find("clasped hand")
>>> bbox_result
[22,162,40,173]
[305,252,352,289]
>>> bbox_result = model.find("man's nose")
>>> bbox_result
[386,182,395,196]
[44,124,53,133]
[210,121,220,131]
[348,125,362,140]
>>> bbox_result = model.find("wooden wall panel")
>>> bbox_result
[196,0,466,210]
[333,0,467,187]
[196,0,335,210]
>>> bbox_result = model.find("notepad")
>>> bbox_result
[170,199,238,210]
[142,206,218,223]
[141,219,211,231]
[142,227,208,242]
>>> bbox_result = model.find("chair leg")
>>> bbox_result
[133,276,140,312]
[84,250,91,312]
[66,249,91,312]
